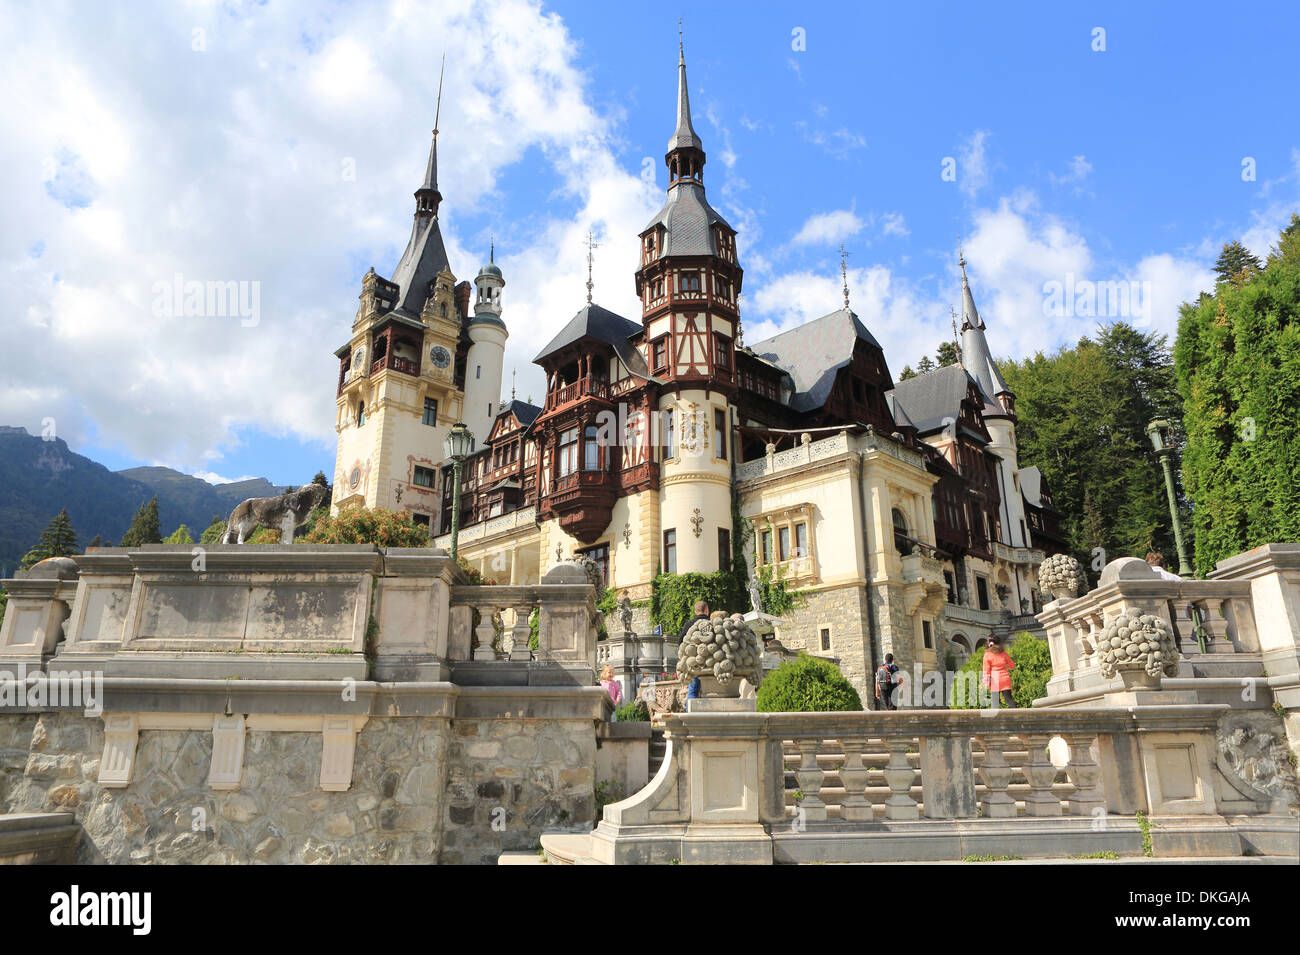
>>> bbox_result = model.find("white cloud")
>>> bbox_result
[0,0,660,467]
[958,129,992,198]
[880,212,908,237]
[792,209,865,245]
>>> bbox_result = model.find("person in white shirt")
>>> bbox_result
[1146,551,1182,581]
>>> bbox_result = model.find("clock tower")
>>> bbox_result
[330,124,482,527]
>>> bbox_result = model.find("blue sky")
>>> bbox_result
[1,0,1296,488]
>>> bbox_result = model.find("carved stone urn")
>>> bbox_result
[1098,607,1180,688]
[676,612,763,697]
[1037,553,1089,603]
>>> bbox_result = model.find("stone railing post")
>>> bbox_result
[1019,732,1062,816]
[1065,732,1105,816]
[882,737,918,820]
[836,737,871,822]
[508,603,534,661]
[473,604,499,661]
[794,740,827,822]
[919,734,976,818]
[975,734,1017,818]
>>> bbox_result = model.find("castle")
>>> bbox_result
[330,43,1067,696]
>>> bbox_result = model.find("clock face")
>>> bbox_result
[349,468,361,490]
[430,346,451,368]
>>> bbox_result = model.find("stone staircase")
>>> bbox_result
[648,728,668,779]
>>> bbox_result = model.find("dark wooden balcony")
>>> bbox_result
[372,355,420,376]
[544,376,608,411]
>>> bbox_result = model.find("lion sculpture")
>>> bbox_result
[220,483,328,545]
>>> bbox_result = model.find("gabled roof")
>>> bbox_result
[533,303,647,376]
[1019,465,1056,510]
[885,390,916,430]
[749,308,883,412]
[503,399,541,430]
[642,181,732,256]
[890,363,987,436]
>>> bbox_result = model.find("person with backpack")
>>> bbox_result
[875,653,903,709]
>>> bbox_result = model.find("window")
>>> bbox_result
[661,408,675,459]
[680,271,700,292]
[476,365,481,379]
[714,409,727,460]
[578,543,609,586]
[412,513,430,527]
[663,529,677,574]
[820,628,831,651]
[944,570,957,605]
[558,427,579,477]
[892,508,910,555]
[923,620,933,649]
[1019,519,1027,545]
[583,425,600,471]
[794,523,808,558]
[716,336,731,371]
[976,575,990,611]
[778,526,790,561]
[717,528,730,572]
[761,529,773,564]
[422,397,438,426]
[652,338,668,373]
[413,466,435,488]
[356,401,365,427]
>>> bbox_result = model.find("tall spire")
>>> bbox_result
[956,251,1011,409]
[958,248,984,331]
[585,231,598,304]
[415,54,446,218]
[665,23,705,186]
[840,243,851,311]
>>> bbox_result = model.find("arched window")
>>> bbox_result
[892,508,910,555]
[584,425,600,471]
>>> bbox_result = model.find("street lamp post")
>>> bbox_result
[444,422,474,564]
[1145,418,1193,577]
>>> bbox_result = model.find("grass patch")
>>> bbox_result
[962,854,1023,862]
[1068,851,1119,860]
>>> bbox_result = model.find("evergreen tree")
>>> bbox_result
[20,509,78,569]
[916,355,936,375]
[312,470,333,509]
[87,534,103,549]
[165,524,194,544]
[897,364,916,382]
[936,341,960,367]
[1176,219,1300,574]
[1213,240,1263,286]
[999,322,1185,567]
[120,497,163,547]
[199,515,226,545]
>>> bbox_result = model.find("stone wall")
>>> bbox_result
[772,584,872,697]
[0,708,596,865]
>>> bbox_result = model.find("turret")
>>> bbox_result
[463,246,508,446]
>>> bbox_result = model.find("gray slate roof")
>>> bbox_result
[643,181,732,256]
[389,216,450,319]
[668,48,703,153]
[749,308,882,412]
[503,399,542,430]
[1018,466,1046,507]
[890,363,987,436]
[959,262,1011,409]
[533,303,647,376]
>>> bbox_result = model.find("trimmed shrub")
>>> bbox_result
[949,632,1053,709]
[756,654,862,712]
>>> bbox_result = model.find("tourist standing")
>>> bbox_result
[874,653,902,710]
[600,664,622,712]
[1145,551,1182,582]
[680,599,710,699]
[982,636,1016,708]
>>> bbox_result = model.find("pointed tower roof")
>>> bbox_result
[668,40,703,153]
[958,254,1012,413]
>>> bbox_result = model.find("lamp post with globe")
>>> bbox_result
[444,422,474,563]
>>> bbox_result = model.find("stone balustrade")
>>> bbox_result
[583,703,1283,864]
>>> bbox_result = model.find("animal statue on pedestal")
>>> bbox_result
[220,484,329,545]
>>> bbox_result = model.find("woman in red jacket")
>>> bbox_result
[981,635,1016,708]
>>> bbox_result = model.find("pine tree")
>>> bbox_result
[87,534,103,549]
[200,515,226,545]
[120,497,162,547]
[897,364,916,382]
[312,470,332,509]
[165,524,194,544]
[936,341,960,367]
[19,509,78,569]
[916,356,936,375]
[1213,240,1263,286]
